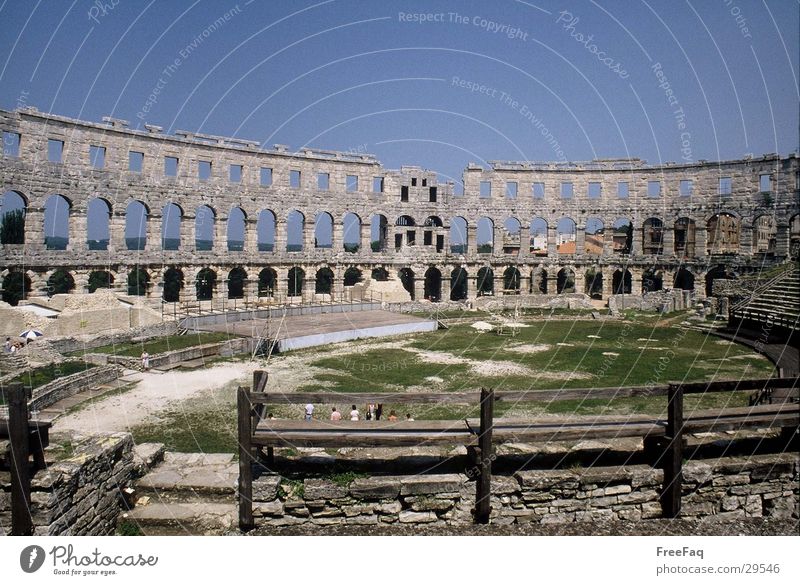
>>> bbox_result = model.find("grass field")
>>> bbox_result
[72,332,235,357]
[2,361,96,397]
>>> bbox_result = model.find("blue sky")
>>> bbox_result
[1,0,798,241]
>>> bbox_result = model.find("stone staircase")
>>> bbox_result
[119,447,237,535]
[730,265,800,333]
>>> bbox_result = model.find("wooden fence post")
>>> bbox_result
[251,370,273,465]
[237,385,254,531]
[475,387,494,524]
[8,383,33,536]
[661,382,684,518]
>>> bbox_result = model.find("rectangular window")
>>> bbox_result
[506,181,518,199]
[260,167,272,186]
[679,179,693,197]
[647,180,661,198]
[317,172,329,190]
[373,176,384,193]
[759,173,771,192]
[164,156,179,177]
[48,139,64,163]
[422,178,427,187]
[411,177,417,187]
[129,151,144,172]
[429,186,437,202]
[560,182,573,199]
[290,170,301,188]
[346,175,358,192]
[479,181,491,198]
[588,182,602,199]
[719,177,732,196]
[401,185,409,202]
[89,145,106,169]
[198,160,212,181]
[2,132,20,157]
[230,164,243,183]
[617,181,629,198]
[532,182,545,199]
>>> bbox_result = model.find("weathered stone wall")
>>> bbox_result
[250,453,799,527]
[607,289,689,313]
[27,365,122,412]
[89,338,253,370]
[0,432,135,536]
[34,321,177,355]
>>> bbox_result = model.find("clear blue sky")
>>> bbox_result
[1,0,798,241]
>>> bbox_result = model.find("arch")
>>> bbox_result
[642,268,663,293]
[286,210,305,252]
[674,217,696,258]
[584,217,604,255]
[642,218,664,255]
[162,202,183,250]
[556,217,576,255]
[314,212,333,249]
[477,267,494,296]
[370,214,388,252]
[674,268,695,291]
[502,217,521,253]
[371,267,389,281]
[450,216,467,253]
[612,218,633,254]
[450,267,468,301]
[44,194,72,249]
[87,198,111,250]
[228,267,247,299]
[87,270,114,293]
[227,207,246,252]
[395,215,416,249]
[530,218,548,256]
[163,267,184,302]
[344,267,363,287]
[423,216,444,251]
[791,214,800,258]
[257,209,276,252]
[127,267,150,296]
[424,215,443,227]
[195,268,217,300]
[287,267,305,296]
[503,266,521,294]
[125,200,148,250]
[343,212,362,253]
[424,267,442,301]
[315,267,334,294]
[1,271,31,305]
[195,205,215,250]
[0,191,26,245]
[707,212,740,254]
[532,268,548,294]
[584,267,602,299]
[612,269,632,294]
[258,268,277,297]
[705,265,735,297]
[47,269,75,296]
[395,215,416,227]
[477,217,493,253]
[399,268,415,300]
[557,267,576,293]
[753,215,777,253]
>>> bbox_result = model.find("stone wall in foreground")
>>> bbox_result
[251,453,799,527]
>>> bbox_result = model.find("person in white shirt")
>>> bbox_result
[304,403,314,420]
[330,407,342,421]
[349,405,359,421]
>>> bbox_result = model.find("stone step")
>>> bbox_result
[133,452,238,502]
[119,502,236,536]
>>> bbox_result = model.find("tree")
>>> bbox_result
[1,272,28,305]
[47,270,75,296]
[128,268,150,296]
[0,209,25,244]
[88,271,113,293]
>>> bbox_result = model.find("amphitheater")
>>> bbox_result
[1,107,799,308]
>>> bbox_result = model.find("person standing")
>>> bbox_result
[349,404,360,421]
[4,338,11,353]
[304,403,314,420]
[330,407,342,421]
[141,351,150,370]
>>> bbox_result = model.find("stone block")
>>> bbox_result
[400,474,464,496]
[303,479,349,500]
[252,475,281,501]
[515,469,578,490]
[398,511,437,524]
[349,477,400,500]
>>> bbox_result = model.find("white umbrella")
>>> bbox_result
[19,329,44,340]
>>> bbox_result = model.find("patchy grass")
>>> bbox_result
[3,361,97,394]
[70,332,236,358]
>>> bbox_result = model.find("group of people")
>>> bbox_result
[302,402,414,422]
[4,337,25,353]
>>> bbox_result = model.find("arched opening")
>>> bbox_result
[343,213,362,253]
[286,210,305,252]
[258,268,277,297]
[532,269,548,294]
[88,270,114,293]
[195,205,215,250]
[287,267,305,296]
[707,213,740,254]
[674,268,695,291]
[557,268,576,293]
[370,214,388,252]
[530,218,548,256]
[753,215,777,254]
[642,218,664,255]
[47,269,75,296]
[314,213,333,249]
[195,268,217,300]
[705,265,735,297]
[87,198,111,250]
[0,191,26,245]
[503,266,521,294]
[502,217,521,253]
[228,267,247,299]
[423,216,444,252]
[477,217,493,253]
[163,268,184,302]
[128,267,150,296]
[424,267,442,301]
[2,271,31,305]
[556,217,576,255]
[227,207,246,252]
[395,215,416,249]
[344,267,363,287]
[584,268,603,299]
[612,218,633,254]
[162,203,182,250]
[450,267,468,301]
[612,269,632,294]
[477,267,494,296]
[257,209,276,252]
[642,268,663,293]
[44,194,71,249]
[674,218,696,258]
[371,267,389,281]
[791,214,800,258]
[125,200,148,250]
[399,268,415,300]
[584,218,604,255]
[450,216,467,254]
[315,267,334,294]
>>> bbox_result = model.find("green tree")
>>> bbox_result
[88,271,113,293]
[47,270,75,296]
[1,272,28,306]
[0,209,25,245]
[128,268,150,296]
